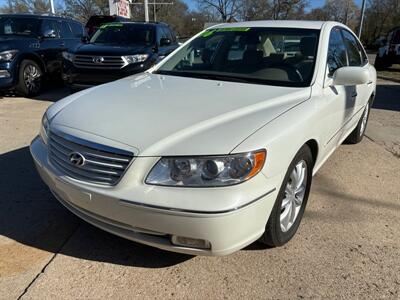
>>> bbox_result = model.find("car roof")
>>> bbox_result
[0,13,78,21]
[210,20,328,30]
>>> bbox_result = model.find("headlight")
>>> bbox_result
[0,50,18,61]
[62,52,74,62]
[123,54,149,64]
[146,150,266,187]
[39,113,50,144]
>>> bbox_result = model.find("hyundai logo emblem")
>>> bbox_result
[69,152,85,167]
[93,56,104,64]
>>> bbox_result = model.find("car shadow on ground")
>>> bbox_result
[0,82,71,102]
[373,84,400,112]
[0,146,192,268]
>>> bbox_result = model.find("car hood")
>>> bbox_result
[72,43,151,56]
[49,73,311,156]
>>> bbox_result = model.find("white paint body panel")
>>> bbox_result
[31,21,377,255]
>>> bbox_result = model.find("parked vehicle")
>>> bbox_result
[62,22,179,89]
[0,14,84,96]
[375,26,400,70]
[31,21,376,256]
[85,15,129,37]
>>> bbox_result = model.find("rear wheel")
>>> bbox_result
[16,60,42,97]
[345,102,370,144]
[260,145,313,247]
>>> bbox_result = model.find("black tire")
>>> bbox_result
[260,145,313,247]
[345,101,371,144]
[15,59,42,97]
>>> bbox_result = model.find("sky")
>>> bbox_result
[0,0,363,13]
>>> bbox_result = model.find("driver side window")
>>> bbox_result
[327,27,347,76]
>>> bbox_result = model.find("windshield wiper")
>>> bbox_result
[155,70,253,83]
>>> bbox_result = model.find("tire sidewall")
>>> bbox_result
[268,145,313,245]
[17,60,42,97]
[355,101,372,142]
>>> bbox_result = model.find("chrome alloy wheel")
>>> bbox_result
[360,104,369,136]
[23,64,41,93]
[280,160,307,232]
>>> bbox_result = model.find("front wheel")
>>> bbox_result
[16,59,42,97]
[260,145,313,247]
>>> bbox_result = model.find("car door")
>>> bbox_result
[341,29,372,112]
[59,20,76,50]
[38,18,64,74]
[319,27,353,149]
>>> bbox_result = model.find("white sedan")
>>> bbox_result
[30,21,376,256]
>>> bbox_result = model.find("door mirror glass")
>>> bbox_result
[332,66,369,86]
[160,37,171,46]
[43,28,56,38]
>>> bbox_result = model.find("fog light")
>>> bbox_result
[171,235,211,249]
[0,70,10,78]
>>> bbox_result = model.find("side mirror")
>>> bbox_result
[81,36,89,43]
[332,66,369,86]
[42,29,56,38]
[160,37,171,47]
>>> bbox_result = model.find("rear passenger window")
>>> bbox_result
[327,27,347,75]
[69,21,84,38]
[41,19,59,38]
[59,21,73,38]
[341,29,362,66]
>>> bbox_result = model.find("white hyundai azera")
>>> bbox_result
[30,21,376,256]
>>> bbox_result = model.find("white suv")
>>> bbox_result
[31,21,376,256]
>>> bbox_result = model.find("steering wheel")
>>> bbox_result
[268,63,304,82]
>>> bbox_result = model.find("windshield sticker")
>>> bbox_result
[100,23,123,29]
[201,27,251,37]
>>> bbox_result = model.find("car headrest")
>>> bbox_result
[300,37,317,57]
[242,49,263,65]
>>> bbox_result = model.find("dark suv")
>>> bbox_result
[375,26,400,70]
[0,14,84,96]
[62,22,179,89]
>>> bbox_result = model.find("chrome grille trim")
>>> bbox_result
[48,131,134,186]
[73,55,127,69]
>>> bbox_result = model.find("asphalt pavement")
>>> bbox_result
[0,79,399,299]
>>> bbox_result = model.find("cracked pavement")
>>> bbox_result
[0,80,399,299]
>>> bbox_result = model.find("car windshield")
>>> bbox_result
[0,16,40,37]
[90,23,154,46]
[155,27,320,87]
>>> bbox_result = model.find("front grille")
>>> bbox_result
[48,132,134,186]
[73,55,126,69]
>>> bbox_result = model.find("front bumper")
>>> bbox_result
[0,61,17,89]
[30,135,279,256]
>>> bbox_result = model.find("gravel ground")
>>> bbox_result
[0,80,399,299]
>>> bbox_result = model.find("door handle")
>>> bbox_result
[351,92,358,98]
[60,42,65,47]
[367,81,373,85]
